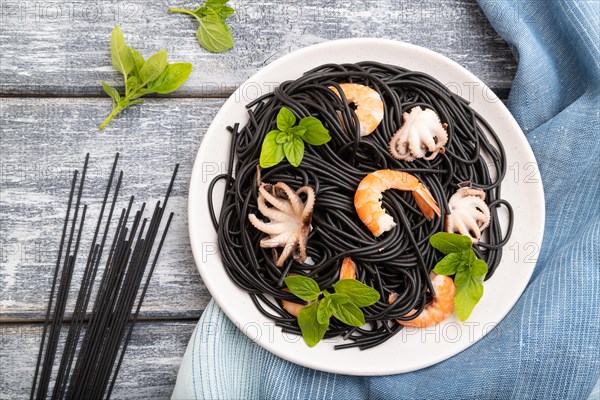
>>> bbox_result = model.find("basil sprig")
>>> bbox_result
[430,232,489,321]
[260,107,331,168]
[283,275,380,347]
[169,0,235,53]
[99,26,192,130]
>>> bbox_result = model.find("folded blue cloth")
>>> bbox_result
[173,1,600,398]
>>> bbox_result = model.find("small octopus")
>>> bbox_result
[248,181,315,266]
[389,106,448,162]
[445,187,491,243]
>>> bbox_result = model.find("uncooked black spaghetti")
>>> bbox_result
[208,61,513,350]
[30,154,177,399]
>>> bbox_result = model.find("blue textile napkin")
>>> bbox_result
[173,1,600,398]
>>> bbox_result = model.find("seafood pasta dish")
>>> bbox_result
[207,61,513,350]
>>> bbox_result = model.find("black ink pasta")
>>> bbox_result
[208,61,513,350]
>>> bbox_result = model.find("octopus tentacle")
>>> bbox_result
[419,125,437,155]
[277,235,299,266]
[296,187,316,222]
[445,187,491,243]
[248,214,292,235]
[257,195,289,221]
[295,228,308,263]
[389,106,448,162]
[258,185,294,214]
[274,182,304,216]
[260,231,293,248]
[248,181,315,267]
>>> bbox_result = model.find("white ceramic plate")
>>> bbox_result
[188,39,545,375]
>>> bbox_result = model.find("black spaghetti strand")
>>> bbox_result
[54,154,121,399]
[30,169,78,400]
[208,61,514,350]
[36,153,89,400]
[31,154,178,399]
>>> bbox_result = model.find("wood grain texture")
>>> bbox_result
[1,98,222,321]
[0,0,516,97]
[0,321,196,399]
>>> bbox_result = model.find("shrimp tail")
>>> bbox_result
[412,183,441,220]
[340,257,357,280]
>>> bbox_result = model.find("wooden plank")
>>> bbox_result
[0,321,196,399]
[0,0,516,97]
[1,88,512,322]
[1,98,220,321]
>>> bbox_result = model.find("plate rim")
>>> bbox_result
[188,38,545,375]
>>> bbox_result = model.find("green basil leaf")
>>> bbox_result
[453,268,470,288]
[125,76,140,96]
[195,4,234,19]
[283,276,321,301]
[219,5,235,19]
[298,302,328,347]
[146,62,192,94]
[299,116,331,145]
[433,252,464,276]
[283,137,304,167]
[316,297,333,324]
[275,130,289,144]
[205,0,229,8]
[129,47,145,78]
[194,5,217,17]
[260,130,285,168]
[429,232,472,255]
[139,49,168,84]
[317,293,350,324]
[333,279,380,307]
[471,258,488,279]
[328,292,350,305]
[196,14,234,53]
[101,31,191,130]
[110,26,134,76]
[460,249,476,269]
[277,107,296,131]
[289,125,306,137]
[454,269,484,322]
[331,301,365,327]
[101,81,120,104]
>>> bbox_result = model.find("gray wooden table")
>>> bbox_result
[0,0,522,398]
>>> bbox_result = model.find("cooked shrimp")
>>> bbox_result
[389,274,455,328]
[354,169,441,237]
[340,257,357,280]
[282,258,358,317]
[281,274,304,317]
[282,296,305,318]
[330,83,384,136]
